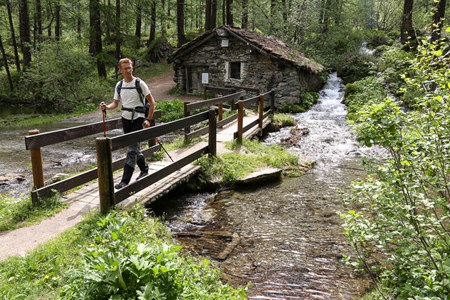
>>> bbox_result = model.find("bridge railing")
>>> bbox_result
[96,108,217,213]
[186,86,275,143]
[24,111,162,203]
[183,91,246,138]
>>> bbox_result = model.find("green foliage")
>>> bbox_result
[278,102,306,113]
[19,40,110,113]
[335,51,376,84]
[278,93,318,113]
[373,45,414,100]
[340,38,450,299]
[0,206,246,299]
[156,100,185,122]
[60,207,246,299]
[343,76,387,122]
[271,113,296,128]
[0,194,66,231]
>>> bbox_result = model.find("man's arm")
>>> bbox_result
[143,94,155,128]
[100,99,120,111]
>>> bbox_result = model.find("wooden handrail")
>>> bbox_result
[185,91,245,112]
[25,110,162,150]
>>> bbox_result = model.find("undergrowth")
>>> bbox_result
[0,205,247,299]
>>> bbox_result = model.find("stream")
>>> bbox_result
[149,73,387,299]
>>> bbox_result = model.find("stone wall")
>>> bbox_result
[173,34,323,106]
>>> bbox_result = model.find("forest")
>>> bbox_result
[0,0,448,112]
[1,0,449,299]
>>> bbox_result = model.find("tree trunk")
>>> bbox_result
[0,35,14,91]
[430,0,446,43]
[400,0,416,51]
[241,0,248,29]
[55,2,61,41]
[6,0,21,72]
[149,0,156,43]
[18,0,32,68]
[89,0,106,77]
[36,0,42,36]
[205,0,212,30]
[115,0,121,60]
[135,0,142,49]
[176,0,186,47]
[211,0,217,28]
[226,0,233,25]
[160,0,166,37]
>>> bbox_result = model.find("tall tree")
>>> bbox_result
[35,0,42,37]
[18,0,32,68]
[0,34,14,91]
[135,0,142,48]
[176,0,186,47]
[55,1,61,40]
[205,0,212,30]
[226,0,233,25]
[400,0,416,51]
[430,0,446,43]
[242,0,248,29]
[89,0,106,77]
[149,0,156,44]
[6,0,21,72]
[115,0,121,60]
[211,0,217,28]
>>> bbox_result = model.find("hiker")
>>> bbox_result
[99,58,156,189]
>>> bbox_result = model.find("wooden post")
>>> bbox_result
[96,137,115,214]
[148,118,156,148]
[237,100,244,144]
[208,107,217,156]
[270,90,275,112]
[204,86,208,100]
[218,102,223,128]
[28,129,44,200]
[183,102,191,139]
[258,94,264,136]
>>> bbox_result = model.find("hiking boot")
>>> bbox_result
[136,170,148,181]
[115,164,134,189]
[136,157,149,181]
[115,181,128,189]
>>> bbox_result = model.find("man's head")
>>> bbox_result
[118,58,133,80]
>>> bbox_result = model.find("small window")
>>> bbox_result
[229,62,241,79]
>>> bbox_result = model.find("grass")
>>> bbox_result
[196,138,305,186]
[0,194,67,232]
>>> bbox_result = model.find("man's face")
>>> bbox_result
[120,62,133,78]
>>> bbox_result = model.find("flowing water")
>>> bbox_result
[150,73,387,299]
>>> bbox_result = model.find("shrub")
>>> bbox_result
[340,37,450,299]
[156,100,185,122]
[19,40,109,113]
[61,207,247,299]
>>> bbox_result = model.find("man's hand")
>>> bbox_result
[143,119,151,128]
[100,102,107,111]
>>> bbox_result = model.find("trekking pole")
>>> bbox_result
[158,140,174,162]
[102,109,107,137]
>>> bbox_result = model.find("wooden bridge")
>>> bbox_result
[25,87,275,214]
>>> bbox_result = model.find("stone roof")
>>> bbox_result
[169,25,325,74]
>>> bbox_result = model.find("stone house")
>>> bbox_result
[168,25,325,105]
